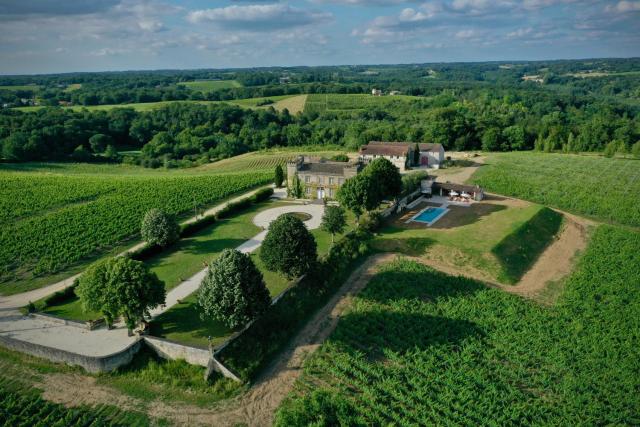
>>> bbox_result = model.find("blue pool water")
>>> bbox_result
[413,207,447,224]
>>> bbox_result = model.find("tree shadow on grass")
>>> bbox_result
[360,260,486,305]
[149,300,233,347]
[330,311,483,361]
[179,238,248,256]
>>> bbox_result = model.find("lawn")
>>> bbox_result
[149,203,354,348]
[276,225,640,425]
[177,79,242,91]
[372,198,562,284]
[472,151,640,227]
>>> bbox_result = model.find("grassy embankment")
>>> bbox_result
[372,200,562,285]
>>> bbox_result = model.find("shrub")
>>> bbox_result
[252,187,274,203]
[197,249,271,329]
[260,214,318,279]
[141,208,180,248]
[331,153,350,162]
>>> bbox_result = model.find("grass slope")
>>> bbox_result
[472,152,640,227]
[372,200,556,284]
[276,225,640,426]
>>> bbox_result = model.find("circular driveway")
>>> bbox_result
[253,204,325,231]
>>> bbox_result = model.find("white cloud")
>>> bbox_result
[187,4,332,31]
[607,1,640,12]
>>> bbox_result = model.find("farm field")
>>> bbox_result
[472,152,640,227]
[277,225,640,425]
[303,93,419,114]
[0,167,272,294]
[12,95,298,113]
[198,146,348,174]
[177,79,242,91]
[372,199,563,284]
[0,377,151,426]
[0,85,40,91]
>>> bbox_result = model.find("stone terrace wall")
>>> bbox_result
[0,334,142,373]
[143,336,209,367]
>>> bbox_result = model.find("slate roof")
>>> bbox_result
[298,162,353,175]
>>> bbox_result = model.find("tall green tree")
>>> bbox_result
[260,214,317,279]
[76,257,165,331]
[274,164,285,188]
[198,249,271,329]
[321,205,347,244]
[141,208,180,247]
[364,157,402,201]
[337,174,377,224]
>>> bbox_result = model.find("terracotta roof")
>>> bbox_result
[359,143,410,157]
[364,141,443,154]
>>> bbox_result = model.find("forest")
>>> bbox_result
[1,58,639,166]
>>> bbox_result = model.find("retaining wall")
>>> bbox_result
[0,334,142,373]
[143,336,209,367]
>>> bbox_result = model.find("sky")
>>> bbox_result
[0,0,639,75]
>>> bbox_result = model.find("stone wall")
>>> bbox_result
[143,336,209,367]
[0,334,142,373]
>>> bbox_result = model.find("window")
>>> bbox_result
[329,177,334,185]
[317,176,323,184]
[328,188,334,197]
[304,175,310,183]
[305,187,311,195]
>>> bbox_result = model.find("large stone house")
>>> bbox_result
[359,141,445,172]
[287,156,360,199]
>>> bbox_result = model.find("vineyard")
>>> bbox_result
[0,378,150,426]
[472,152,640,227]
[199,148,346,174]
[276,225,640,425]
[303,94,418,114]
[0,169,271,292]
[176,79,242,92]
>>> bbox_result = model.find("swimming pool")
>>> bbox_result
[412,207,448,225]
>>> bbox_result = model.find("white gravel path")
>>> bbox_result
[0,191,325,358]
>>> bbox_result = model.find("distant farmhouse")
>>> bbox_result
[359,141,445,172]
[371,88,382,96]
[287,156,361,200]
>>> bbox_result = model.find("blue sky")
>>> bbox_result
[0,0,639,74]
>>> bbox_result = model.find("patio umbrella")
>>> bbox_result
[461,192,471,198]
[450,191,459,196]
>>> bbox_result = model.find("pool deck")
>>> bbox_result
[405,196,475,226]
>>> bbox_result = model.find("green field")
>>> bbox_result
[0,167,271,293]
[0,85,40,91]
[177,79,242,91]
[472,152,640,227]
[13,95,296,113]
[277,225,640,425]
[304,93,419,114]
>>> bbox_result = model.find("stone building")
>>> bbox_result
[287,156,360,200]
[359,141,445,172]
